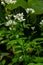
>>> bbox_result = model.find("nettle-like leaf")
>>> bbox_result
[6,40,17,50]
[28,0,43,14]
[28,63,43,65]
[0,53,9,56]
[6,0,28,10]
[0,60,6,65]
[33,38,43,42]
[34,57,43,63]
[0,30,5,36]
[12,57,19,64]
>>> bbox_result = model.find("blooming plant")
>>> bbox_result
[0,0,43,65]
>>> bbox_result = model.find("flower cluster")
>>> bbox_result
[5,10,35,27]
[13,13,25,22]
[1,0,17,5]
[5,13,26,26]
[5,20,17,26]
[25,8,35,14]
[5,0,17,4]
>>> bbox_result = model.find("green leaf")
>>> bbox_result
[0,30,5,36]
[34,57,43,63]
[6,40,17,49]
[8,63,13,65]
[0,37,3,41]
[0,53,9,56]
[28,63,43,65]
[17,38,24,45]
[0,40,8,44]
[15,50,22,54]
[19,55,23,62]
[15,45,21,49]
[1,60,6,65]
[28,0,43,14]
[12,57,18,63]
[7,40,17,45]
[33,38,43,42]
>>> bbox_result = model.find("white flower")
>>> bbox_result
[5,20,17,26]
[29,8,35,13]
[25,8,30,13]
[9,27,12,30]
[5,0,10,4]
[31,26,35,30]
[5,0,17,4]
[25,8,35,14]
[13,21,17,25]
[41,20,43,23]
[11,0,17,4]
[1,1,5,6]
[5,16,8,20]
[40,22,42,24]
[40,20,43,24]
[5,20,12,26]
[13,13,25,22]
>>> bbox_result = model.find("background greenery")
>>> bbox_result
[0,0,43,65]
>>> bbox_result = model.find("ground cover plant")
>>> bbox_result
[0,0,43,65]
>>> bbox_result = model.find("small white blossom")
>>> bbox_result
[25,8,35,14]
[1,1,5,6]
[25,8,30,13]
[31,26,35,30]
[13,21,17,25]
[5,20,12,26]
[30,8,35,13]
[5,16,8,20]
[9,27,12,30]
[13,13,25,22]
[40,20,43,24]
[5,0,17,4]
[41,20,43,23]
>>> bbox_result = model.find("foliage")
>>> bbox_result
[0,0,43,65]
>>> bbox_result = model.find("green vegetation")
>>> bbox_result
[0,0,43,65]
